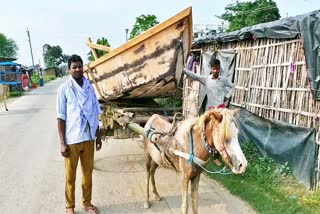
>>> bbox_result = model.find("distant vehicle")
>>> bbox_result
[0,61,23,92]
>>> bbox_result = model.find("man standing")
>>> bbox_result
[57,55,101,214]
[183,58,235,110]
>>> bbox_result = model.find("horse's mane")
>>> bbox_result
[192,109,234,142]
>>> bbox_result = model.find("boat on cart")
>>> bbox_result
[85,7,193,138]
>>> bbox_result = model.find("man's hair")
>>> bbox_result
[68,54,83,69]
[209,58,220,68]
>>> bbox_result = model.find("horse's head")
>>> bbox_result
[195,109,247,174]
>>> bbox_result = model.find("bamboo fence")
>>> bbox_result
[189,37,320,189]
[182,51,201,119]
[182,71,201,118]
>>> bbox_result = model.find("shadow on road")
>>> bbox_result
[94,154,145,173]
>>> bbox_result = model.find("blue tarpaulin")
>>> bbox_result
[236,107,316,189]
[0,62,18,66]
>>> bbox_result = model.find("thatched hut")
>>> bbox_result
[183,10,320,189]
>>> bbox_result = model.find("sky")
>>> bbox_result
[1,0,319,67]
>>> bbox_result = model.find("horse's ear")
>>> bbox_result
[213,112,223,122]
[232,109,240,116]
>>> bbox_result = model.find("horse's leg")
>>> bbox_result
[191,174,201,214]
[144,149,152,209]
[181,173,189,214]
[150,161,161,201]
[4,94,8,111]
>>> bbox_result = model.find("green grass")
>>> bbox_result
[9,91,22,97]
[206,142,320,214]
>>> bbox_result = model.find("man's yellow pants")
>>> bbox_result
[65,141,94,208]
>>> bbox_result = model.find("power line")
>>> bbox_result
[231,5,278,16]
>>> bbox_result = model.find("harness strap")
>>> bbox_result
[145,125,155,142]
[171,149,208,165]
[153,142,161,152]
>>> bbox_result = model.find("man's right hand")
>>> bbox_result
[61,144,70,157]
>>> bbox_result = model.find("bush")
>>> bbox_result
[43,75,56,83]
[9,91,21,97]
[30,75,39,84]
[154,97,182,108]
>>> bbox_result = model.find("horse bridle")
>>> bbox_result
[201,133,219,159]
[200,121,231,164]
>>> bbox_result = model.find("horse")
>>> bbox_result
[0,84,9,111]
[143,108,247,214]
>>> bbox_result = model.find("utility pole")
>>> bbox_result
[26,28,35,86]
[26,28,35,71]
[42,45,46,69]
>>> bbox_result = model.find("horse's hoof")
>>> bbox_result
[144,202,150,209]
[154,195,161,201]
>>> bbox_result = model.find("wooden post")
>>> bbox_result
[127,122,147,138]
[87,37,99,60]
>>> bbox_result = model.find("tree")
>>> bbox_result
[219,0,280,32]
[43,44,68,67]
[0,33,18,58]
[129,14,159,39]
[87,37,111,62]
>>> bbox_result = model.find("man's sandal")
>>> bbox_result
[65,208,75,214]
[83,205,99,214]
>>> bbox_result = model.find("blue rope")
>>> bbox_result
[188,129,194,165]
[194,162,232,175]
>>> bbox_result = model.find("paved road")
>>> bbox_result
[0,76,255,214]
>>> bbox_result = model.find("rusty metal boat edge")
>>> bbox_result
[84,7,193,102]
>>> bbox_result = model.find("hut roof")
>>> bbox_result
[193,9,320,45]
